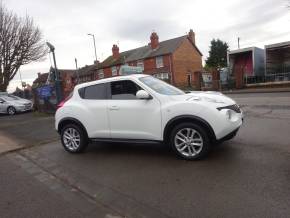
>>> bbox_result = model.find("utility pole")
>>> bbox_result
[238,37,240,49]
[75,58,80,84]
[87,33,97,62]
[46,42,62,104]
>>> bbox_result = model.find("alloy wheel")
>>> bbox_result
[174,128,203,157]
[8,107,16,115]
[62,127,81,151]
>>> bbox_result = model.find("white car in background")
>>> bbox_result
[0,95,33,115]
[55,74,243,160]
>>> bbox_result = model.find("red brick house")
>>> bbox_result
[33,30,203,100]
[95,29,203,87]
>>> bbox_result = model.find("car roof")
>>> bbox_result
[75,74,149,89]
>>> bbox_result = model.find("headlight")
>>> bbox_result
[226,109,232,119]
[217,104,241,113]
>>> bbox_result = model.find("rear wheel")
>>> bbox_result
[61,124,88,153]
[169,122,211,160]
[7,106,16,115]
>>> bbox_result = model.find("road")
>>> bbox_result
[1,92,290,218]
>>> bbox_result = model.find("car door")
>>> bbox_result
[79,82,110,138]
[107,79,162,140]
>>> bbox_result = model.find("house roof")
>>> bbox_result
[77,64,97,77]
[33,73,49,84]
[228,47,264,55]
[58,69,77,75]
[33,69,77,84]
[100,35,202,68]
[265,41,290,50]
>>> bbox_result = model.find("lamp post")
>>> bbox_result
[46,42,62,104]
[87,33,97,62]
[75,58,80,84]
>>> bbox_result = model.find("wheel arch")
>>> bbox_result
[58,117,88,137]
[163,115,216,143]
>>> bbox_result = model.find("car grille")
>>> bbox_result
[217,104,241,113]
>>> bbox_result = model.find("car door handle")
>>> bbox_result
[109,105,119,111]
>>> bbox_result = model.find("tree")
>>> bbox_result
[0,4,47,91]
[205,39,229,69]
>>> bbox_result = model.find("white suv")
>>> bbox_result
[55,74,243,160]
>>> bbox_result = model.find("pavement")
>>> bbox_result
[222,87,290,94]
[1,92,290,217]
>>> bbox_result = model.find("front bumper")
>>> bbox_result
[214,108,243,140]
[15,105,33,112]
[217,127,240,143]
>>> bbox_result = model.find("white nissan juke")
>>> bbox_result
[55,74,243,160]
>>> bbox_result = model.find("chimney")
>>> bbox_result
[112,44,120,59]
[150,32,159,49]
[188,29,195,45]
[37,72,41,78]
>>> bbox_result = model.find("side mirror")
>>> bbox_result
[136,90,151,100]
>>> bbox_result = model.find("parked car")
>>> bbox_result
[55,74,243,160]
[0,95,33,115]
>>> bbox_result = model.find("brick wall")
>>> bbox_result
[172,39,202,87]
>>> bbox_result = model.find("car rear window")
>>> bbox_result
[81,83,107,99]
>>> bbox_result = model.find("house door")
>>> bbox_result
[187,74,192,86]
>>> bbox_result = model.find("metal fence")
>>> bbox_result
[244,72,290,85]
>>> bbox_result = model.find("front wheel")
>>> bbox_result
[7,106,16,115]
[61,124,88,153]
[169,123,211,160]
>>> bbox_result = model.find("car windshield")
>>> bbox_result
[139,76,185,95]
[8,95,20,100]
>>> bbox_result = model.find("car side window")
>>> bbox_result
[110,80,142,100]
[82,83,108,100]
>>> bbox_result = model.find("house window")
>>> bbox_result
[111,66,118,76]
[137,60,144,71]
[154,73,169,80]
[98,69,104,79]
[156,56,163,68]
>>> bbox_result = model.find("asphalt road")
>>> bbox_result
[1,92,290,218]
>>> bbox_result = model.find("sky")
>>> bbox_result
[3,0,290,92]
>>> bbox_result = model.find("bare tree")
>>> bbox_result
[0,4,47,91]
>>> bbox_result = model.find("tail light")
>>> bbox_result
[57,93,72,110]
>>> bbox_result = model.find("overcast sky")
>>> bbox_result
[4,0,290,91]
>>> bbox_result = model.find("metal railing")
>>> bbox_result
[244,72,290,85]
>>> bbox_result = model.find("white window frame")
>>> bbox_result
[98,69,104,79]
[156,56,164,68]
[137,60,144,71]
[153,72,169,80]
[111,66,118,76]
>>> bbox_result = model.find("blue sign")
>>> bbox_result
[37,85,53,99]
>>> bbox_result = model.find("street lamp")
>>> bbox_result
[46,42,62,103]
[74,58,80,84]
[87,33,97,62]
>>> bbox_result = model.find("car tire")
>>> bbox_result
[60,124,88,153]
[169,122,211,160]
[7,106,16,115]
